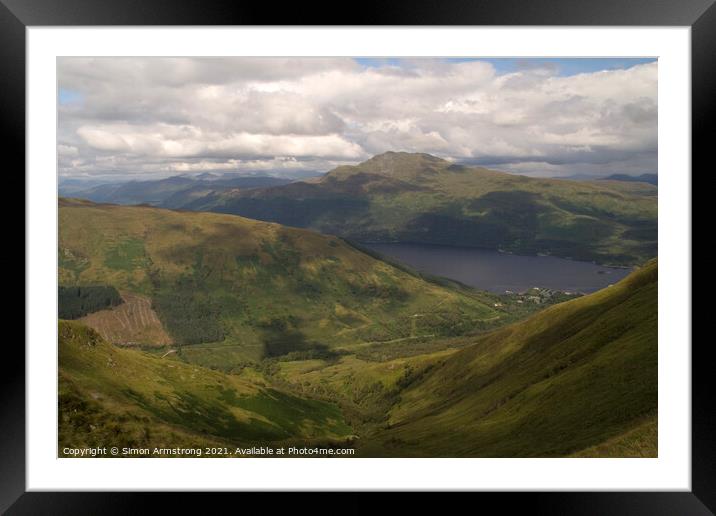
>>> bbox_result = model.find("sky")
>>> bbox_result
[58,57,657,180]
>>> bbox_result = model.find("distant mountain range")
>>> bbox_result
[179,152,657,266]
[60,174,294,208]
[601,173,658,186]
[558,173,658,186]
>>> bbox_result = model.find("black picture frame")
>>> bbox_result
[4,0,708,513]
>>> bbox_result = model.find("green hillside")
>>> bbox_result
[571,416,657,457]
[354,259,657,457]
[59,320,352,454]
[188,152,657,266]
[57,198,657,458]
[59,198,509,367]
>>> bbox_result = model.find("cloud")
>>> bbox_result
[57,144,79,156]
[77,123,364,160]
[58,57,657,179]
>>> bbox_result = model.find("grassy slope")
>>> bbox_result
[59,198,503,365]
[59,320,352,454]
[271,345,460,434]
[355,259,657,457]
[192,152,657,265]
[571,416,657,457]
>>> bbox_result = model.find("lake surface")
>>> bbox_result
[362,242,633,294]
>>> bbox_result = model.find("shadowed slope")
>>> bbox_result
[360,260,658,457]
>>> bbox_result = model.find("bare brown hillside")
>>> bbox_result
[79,291,172,347]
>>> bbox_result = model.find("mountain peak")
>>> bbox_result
[327,151,451,182]
[363,151,449,168]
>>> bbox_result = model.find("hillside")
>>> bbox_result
[57,198,657,458]
[59,198,509,367]
[354,259,657,457]
[186,152,657,266]
[58,320,352,453]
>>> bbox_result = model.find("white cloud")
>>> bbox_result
[77,123,364,160]
[57,144,79,156]
[58,58,657,179]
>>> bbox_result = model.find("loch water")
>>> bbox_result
[362,242,633,294]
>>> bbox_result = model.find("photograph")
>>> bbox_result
[56,56,659,459]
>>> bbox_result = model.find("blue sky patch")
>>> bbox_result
[354,57,656,77]
[58,88,83,106]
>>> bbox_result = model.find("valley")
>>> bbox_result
[58,197,657,457]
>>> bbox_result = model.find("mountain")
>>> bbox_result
[65,174,293,207]
[58,177,122,197]
[357,259,657,457]
[59,198,510,366]
[58,320,352,453]
[184,152,658,266]
[159,176,295,209]
[601,173,658,186]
